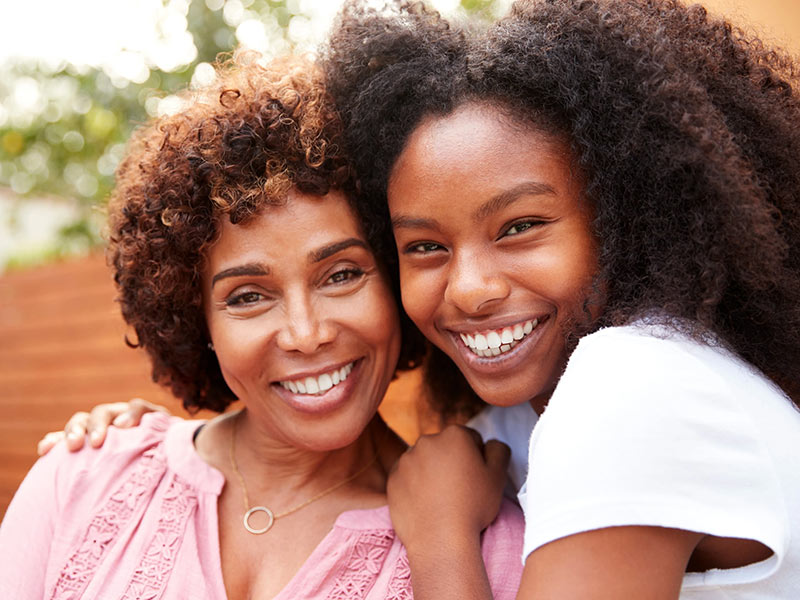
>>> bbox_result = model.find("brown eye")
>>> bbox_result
[226,291,263,306]
[326,268,365,285]
[406,242,445,254]
[501,219,545,239]
[506,223,532,235]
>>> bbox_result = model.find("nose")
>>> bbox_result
[443,250,510,315]
[275,292,337,354]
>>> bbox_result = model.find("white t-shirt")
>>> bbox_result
[467,402,538,491]
[518,323,800,597]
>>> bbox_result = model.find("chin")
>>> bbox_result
[296,415,374,452]
[464,374,547,409]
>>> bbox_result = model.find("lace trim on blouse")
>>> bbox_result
[326,530,398,599]
[50,445,198,600]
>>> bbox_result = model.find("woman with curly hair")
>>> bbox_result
[0,53,524,599]
[318,0,800,597]
[37,0,800,596]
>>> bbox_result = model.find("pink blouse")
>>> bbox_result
[0,413,523,599]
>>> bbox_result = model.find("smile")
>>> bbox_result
[458,319,540,358]
[278,362,355,395]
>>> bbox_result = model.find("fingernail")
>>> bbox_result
[89,430,102,444]
[66,429,80,441]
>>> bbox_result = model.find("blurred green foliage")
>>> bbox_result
[0,0,500,268]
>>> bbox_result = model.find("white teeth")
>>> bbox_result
[474,334,488,350]
[279,362,354,396]
[318,373,333,392]
[458,319,541,358]
[486,331,502,349]
[305,377,319,394]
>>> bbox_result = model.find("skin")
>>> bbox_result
[384,102,768,599]
[40,187,512,598]
[389,103,600,415]
[45,103,771,597]
[200,188,407,599]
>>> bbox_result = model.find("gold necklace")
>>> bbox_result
[228,412,380,535]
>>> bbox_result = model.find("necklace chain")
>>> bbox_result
[228,411,379,535]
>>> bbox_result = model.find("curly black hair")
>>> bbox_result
[107,53,425,413]
[323,0,800,413]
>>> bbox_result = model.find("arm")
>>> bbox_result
[386,425,510,600]
[516,526,701,599]
[37,398,169,455]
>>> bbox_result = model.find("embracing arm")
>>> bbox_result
[37,398,169,455]
[385,425,700,600]
[386,425,512,600]
[516,526,701,599]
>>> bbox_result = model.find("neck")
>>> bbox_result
[199,410,401,507]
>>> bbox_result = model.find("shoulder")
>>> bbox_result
[522,323,797,568]
[45,412,181,512]
[39,412,176,481]
[549,322,783,422]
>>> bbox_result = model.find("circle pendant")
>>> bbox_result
[243,506,274,534]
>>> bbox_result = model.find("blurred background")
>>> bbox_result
[0,0,797,518]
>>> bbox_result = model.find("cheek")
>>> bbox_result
[351,286,403,366]
[398,264,442,332]
[208,317,270,389]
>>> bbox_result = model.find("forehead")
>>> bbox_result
[387,102,581,213]
[209,188,365,262]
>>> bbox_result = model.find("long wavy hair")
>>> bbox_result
[323,0,800,413]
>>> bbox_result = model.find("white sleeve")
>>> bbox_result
[467,403,538,491]
[521,327,787,576]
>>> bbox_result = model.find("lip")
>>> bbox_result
[272,359,363,415]
[446,314,551,376]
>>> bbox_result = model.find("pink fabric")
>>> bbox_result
[0,412,523,599]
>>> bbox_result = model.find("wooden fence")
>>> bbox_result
[0,253,435,518]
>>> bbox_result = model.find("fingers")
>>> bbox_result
[37,431,65,456]
[116,398,170,427]
[62,411,90,451]
[483,439,511,489]
[87,402,131,447]
[38,398,169,456]
[461,425,485,449]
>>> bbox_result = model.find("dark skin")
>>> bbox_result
[380,103,772,599]
[43,107,775,597]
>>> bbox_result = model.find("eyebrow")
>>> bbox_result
[390,181,557,231]
[211,263,270,286]
[391,215,444,232]
[309,238,369,263]
[211,238,369,287]
[474,181,557,222]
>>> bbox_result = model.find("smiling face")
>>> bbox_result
[387,102,600,412]
[202,188,401,451]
